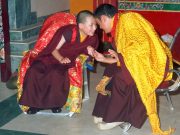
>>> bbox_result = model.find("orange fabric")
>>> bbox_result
[70,0,93,14]
[65,54,88,112]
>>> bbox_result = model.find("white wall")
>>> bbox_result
[31,0,69,17]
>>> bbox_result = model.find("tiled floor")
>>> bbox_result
[0,64,180,135]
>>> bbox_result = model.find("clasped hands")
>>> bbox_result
[59,46,96,64]
[59,46,119,64]
[87,46,119,64]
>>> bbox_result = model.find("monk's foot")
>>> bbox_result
[120,122,131,132]
[51,107,62,113]
[93,116,103,124]
[27,107,39,115]
[98,122,123,130]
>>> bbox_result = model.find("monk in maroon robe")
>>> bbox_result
[92,4,173,135]
[19,10,98,114]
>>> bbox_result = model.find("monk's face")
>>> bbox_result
[79,16,97,36]
[96,15,112,33]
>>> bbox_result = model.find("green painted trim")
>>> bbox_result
[118,1,180,11]
[0,94,47,135]
[0,94,22,127]
[0,129,46,135]
[118,0,180,4]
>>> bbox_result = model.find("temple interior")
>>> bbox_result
[0,0,179,135]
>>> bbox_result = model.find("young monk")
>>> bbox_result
[92,4,174,135]
[18,10,98,114]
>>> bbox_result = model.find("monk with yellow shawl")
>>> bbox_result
[92,4,174,135]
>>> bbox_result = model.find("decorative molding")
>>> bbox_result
[119,0,180,2]
[118,0,180,12]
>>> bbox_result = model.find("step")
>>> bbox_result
[10,22,42,41]
[10,36,37,73]
[10,54,23,73]
[10,36,37,56]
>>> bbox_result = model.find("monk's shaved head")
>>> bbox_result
[76,10,94,24]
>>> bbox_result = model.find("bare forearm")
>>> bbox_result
[52,49,63,62]
[101,57,117,64]
[94,50,118,64]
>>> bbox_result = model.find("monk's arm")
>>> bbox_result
[51,35,70,63]
[94,50,118,64]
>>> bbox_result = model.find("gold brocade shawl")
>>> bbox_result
[115,12,174,135]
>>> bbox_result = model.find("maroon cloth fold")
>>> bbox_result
[19,61,70,108]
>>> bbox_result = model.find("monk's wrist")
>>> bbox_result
[58,57,64,62]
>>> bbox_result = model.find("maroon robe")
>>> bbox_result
[92,39,170,128]
[92,55,147,128]
[19,24,99,109]
[92,39,147,128]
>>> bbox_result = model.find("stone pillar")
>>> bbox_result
[8,0,37,29]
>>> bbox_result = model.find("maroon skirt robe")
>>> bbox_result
[92,53,147,128]
[92,48,170,129]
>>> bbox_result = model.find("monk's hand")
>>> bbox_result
[59,57,71,64]
[108,49,120,65]
[108,49,118,61]
[87,46,95,57]
[94,50,105,62]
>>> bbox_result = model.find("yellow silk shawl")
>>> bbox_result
[115,12,174,135]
